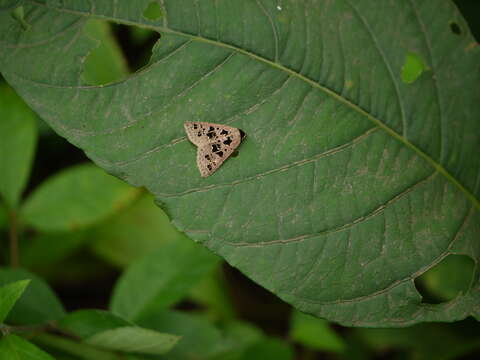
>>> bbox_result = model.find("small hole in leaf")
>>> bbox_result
[414,254,475,304]
[113,23,160,72]
[82,20,160,85]
[82,20,129,86]
[450,22,462,35]
[143,1,163,21]
[401,52,428,84]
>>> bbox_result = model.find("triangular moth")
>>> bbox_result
[184,121,244,177]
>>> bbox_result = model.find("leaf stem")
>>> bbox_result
[33,333,121,360]
[8,211,19,267]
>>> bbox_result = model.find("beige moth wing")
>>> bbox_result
[184,122,243,177]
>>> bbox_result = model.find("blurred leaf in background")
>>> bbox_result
[58,310,132,338]
[189,267,237,321]
[355,321,480,360]
[289,310,346,354]
[21,231,90,269]
[90,194,183,267]
[0,334,55,360]
[0,83,37,210]
[0,205,7,231]
[0,279,29,323]
[0,268,65,325]
[20,164,140,232]
[110,236,220,321]
[238,338,294,360]
[137,310,265,360]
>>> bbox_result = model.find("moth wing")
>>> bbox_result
[215,125,242,148]
[196,138,239,177]
[184,121,209,146]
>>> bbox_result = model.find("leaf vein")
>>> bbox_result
[408,0,444,162]
[296,204,475,305]
[345,0,407,137]
[255,0,279,62]
[227,171,438,247]
[160,126,380,197]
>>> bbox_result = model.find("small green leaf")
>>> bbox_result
[85,326,179,355]
[0,83,37,209]
[138,310,263,360]
[91,194,185,267]
[82,19,129,86]
[110,236,220,321]
[401,52,428,84]
[0,280,29,323]
[0,268,65,324]
[21,163,139,232]
[138,310,226,359]
[0,334,54,360]
[33,333,120,360]
[289,311,346,353]
[58,310,132,339]
[239,338,294,360]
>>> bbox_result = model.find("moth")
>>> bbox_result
[184,121,244,177]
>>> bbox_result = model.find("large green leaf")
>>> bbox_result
[0,0,479,326]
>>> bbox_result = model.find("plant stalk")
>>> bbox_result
[8,211,19,267]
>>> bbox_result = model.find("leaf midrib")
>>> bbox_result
[25,0,480,210]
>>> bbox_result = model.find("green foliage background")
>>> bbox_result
[0,0,479,359]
